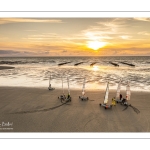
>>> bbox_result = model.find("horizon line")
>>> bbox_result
[0,55,150,57]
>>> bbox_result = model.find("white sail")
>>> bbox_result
[49,72,51,86]
[82,77,86,96]
[116,78,122,100]
[61,75,64,94]
[67,76,70,95]
[126,81,131,101]
[104,81,109,104]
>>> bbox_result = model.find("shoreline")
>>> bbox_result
[0,85,149,93]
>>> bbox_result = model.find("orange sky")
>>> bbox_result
[0,18,150,56]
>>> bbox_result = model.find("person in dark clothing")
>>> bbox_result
[122,98,128,105]
[67,94,70,99]
[120,94,122,100]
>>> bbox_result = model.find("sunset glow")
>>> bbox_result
[87,41,107,50]
[0,18,150,56]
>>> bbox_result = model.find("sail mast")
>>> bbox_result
[49,72,51,86]
[116,78,122,100]
[126,80,131,101]
[104,81,109,104]
[82,77,86,96]
[61,75,64,95]
[67,76,70,95]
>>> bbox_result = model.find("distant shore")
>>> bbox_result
[0,66,15,70]
[0,86,149,132]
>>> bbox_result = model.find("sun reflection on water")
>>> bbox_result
[92,66,99,71]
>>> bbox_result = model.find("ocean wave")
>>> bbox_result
[0,56,150,91]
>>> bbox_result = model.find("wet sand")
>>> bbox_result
[0,87,150,132]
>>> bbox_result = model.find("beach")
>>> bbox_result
[0,86,150,132]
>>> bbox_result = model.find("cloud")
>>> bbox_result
[0,18,63,24]
[96,18,129,30]
[26,33,61,39]
[25,30,37,32]
[62,50,67,53]
[0,50,20,54]
[134,18,150,22]
[0,49,49,56]
[77,19,131,43]
[97,47,150,56]
[120,35,132,39]
[76,18,150,44]
[138,31,150,35]
[0,37,9,40]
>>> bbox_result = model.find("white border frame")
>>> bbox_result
[0,12,150,18]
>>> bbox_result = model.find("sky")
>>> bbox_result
[0,18,150,57]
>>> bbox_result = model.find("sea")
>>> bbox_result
[0,56,150,91]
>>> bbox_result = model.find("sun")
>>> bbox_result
[87,41,107,50]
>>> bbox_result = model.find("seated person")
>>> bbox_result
[112,97,116,106]
[122,98,127,105]
[67,94,70,99]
